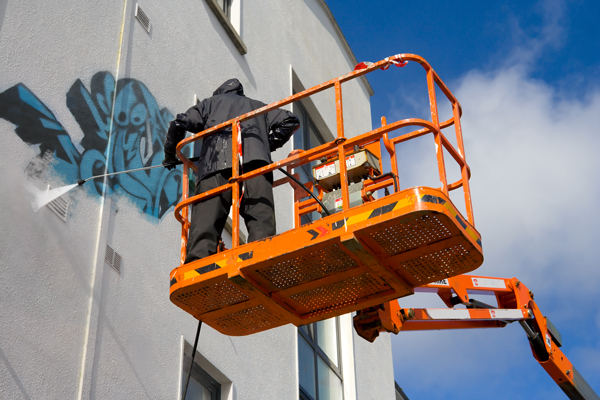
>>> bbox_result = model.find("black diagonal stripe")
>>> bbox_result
[170,277,177,287]
[332,219,346,230]
[476,239,482,247]
[368,207,382,219]
[196,263,219,275]
[239,251,253,261]
[367,201,398,220]
[381,201,398,214]
[455,215,467,229]
[307,229,319,240]
[421,194,446,205]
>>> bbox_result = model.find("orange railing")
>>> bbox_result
[174,54,474,265]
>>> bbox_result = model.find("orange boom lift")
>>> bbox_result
[169,54,598,399]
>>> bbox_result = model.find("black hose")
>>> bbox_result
[278,168,331,216]
[369,172,398,193]
[521,319,549,362]
[182,321,203,400]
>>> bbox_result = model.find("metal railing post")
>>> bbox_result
[426,68,448,195]
[452,103,474,225]
[231,119,241,248]
[335,80,350,211]
[180,160,190,264]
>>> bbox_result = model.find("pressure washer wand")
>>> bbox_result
[76,156,200,186]
[29,157,200,213]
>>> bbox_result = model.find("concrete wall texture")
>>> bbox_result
[0,0,396,399]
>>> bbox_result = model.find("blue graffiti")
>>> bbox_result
[0,72,186,219]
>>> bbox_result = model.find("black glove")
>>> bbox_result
[162,152,179,170]
[269,116,300,151]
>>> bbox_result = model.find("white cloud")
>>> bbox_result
[390,63,600,399]
[460,66,600,290]
[388,2,600,394]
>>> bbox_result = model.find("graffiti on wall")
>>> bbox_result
[0,71,185,219]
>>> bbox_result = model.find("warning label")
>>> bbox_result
[335,198,343,210]
[315,162,336,180]
[346,155,356,168]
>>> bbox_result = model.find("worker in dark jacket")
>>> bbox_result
[163,78,299,263]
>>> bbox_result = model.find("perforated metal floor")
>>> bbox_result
[170,187,483,336]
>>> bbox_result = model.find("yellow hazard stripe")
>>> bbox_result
[345,210,371,226]
[184,270,199,280]
[465,226,479,243]
[183,259,228,280]
[442,202,457,217]
[393,198,413,212]
[345,198,413,227]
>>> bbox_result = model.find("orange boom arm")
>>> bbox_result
[353,275,599,400]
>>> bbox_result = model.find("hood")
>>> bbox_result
[213,78,244,96]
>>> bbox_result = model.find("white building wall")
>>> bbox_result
[0,1,393,399]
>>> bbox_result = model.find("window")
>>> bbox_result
[298,318,344,400]
[182,351,221,400]
[216,0,231,18]
[293,101,327,225]
[205,0,246,55]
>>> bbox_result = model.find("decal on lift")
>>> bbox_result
[308,226,329,240]
[546,332,552,348]
[346,154,356,167]
[368,202,398,219]
[332,219,346,230]
[345,199,409,227]
[170,276,177,287]
[420,194,446,205]
[431,279,450,286]
[471,277,506,289]
[489,309,524,319]
[183,259,228,279]
[314,162,336,180]
[194,263,221,275]
[184,251,254,279]
[314,155,357,180]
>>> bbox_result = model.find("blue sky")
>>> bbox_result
[326,0,600,398]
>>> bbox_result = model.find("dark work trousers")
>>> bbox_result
[185,162,276,263]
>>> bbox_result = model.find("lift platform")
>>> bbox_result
[169,54,483,336]
[170,186,482,335]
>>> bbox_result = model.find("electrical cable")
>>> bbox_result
[182,321,203,400]
[278,168,331,216]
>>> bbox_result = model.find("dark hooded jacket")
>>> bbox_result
[164,78,299,181]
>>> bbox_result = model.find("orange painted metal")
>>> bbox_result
[353,275,597,399]
[170,187,482,335]
[231,119,241,248]
[169,54,482,336]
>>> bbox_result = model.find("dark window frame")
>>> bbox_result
[182,352,221,400]
[204,0,247,55]
[298,319,343,400]
[293,100,327,225]
[294,100,327,158]
[219,0,232,18]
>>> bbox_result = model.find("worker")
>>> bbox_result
[163,78,300,264]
